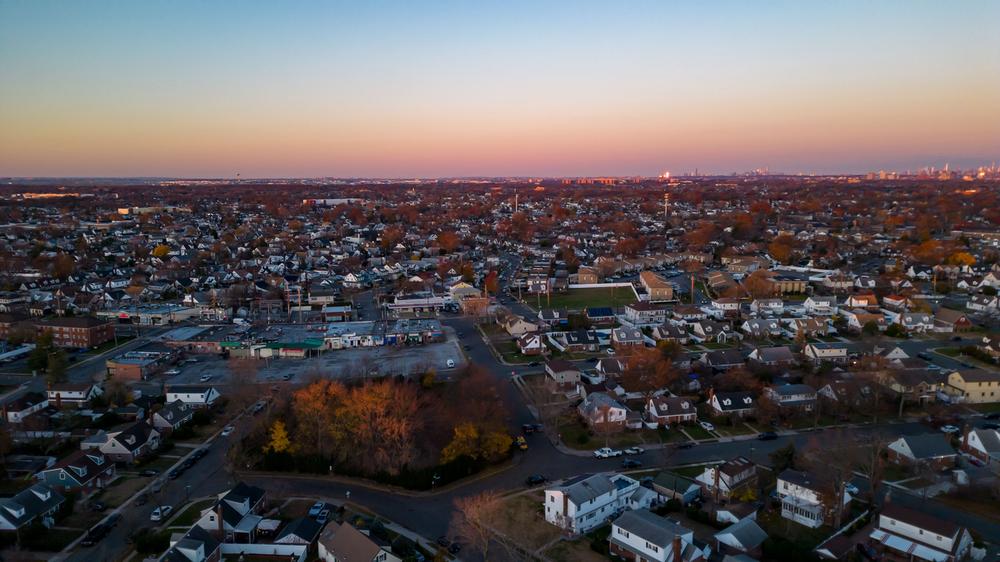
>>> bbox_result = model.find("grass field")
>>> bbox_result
[492,493,562,552]
[170,499,215,527]
[531,287,636,311]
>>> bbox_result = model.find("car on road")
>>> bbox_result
[221,425,235,437]
[88,500,107,512]
[675,442,695,450]
[436,536,451,548]
[525,475,547,486]
[845,483,860,495]
[308,501,325,518]
[199,374,212,382]
[167,469,181,480]
[940,425,960,434]
[985,413,1000,420]
[165,369,180,376]
[699,421,715,432]
[917,352,933,360]
[463,345,471,351]
[446,359,455,368]
[757,431,778,441]
[135,493,149,506]
[529,361,540,367]
[191,449,207,461]
[981,422,1000,430]
[522,423,543,434]
[150,505,173,521]
[81,523,111,546]
[624,446,645,455]
[317,509,331,525]
[593,447,622,458]
[606,348,615,355]
[106,512,122,527]
[515,436,528,450]
[181,458,195,470]
[622,458,642,469]
[252,400,267,414]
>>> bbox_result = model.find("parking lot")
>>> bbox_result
[165,329,467,385]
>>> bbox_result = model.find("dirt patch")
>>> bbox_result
[492,493,562,552]
[543,538,608,562]
[280,498,320,519]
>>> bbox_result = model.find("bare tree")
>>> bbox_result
[450,491,514,561]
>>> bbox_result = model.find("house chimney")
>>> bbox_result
[216,503,224,537]
[672,535,682,562]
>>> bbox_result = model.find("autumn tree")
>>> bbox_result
[450,491,512,561]
[265,420,292,454]
[621,347,680,401]
[768,234,797,265]
[438,231,461,253]
[151,244,171,258]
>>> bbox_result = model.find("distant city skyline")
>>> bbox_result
[2,0,999,178]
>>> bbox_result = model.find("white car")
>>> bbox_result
[446,359,455,368]
[164,369,180,376]
[940,425,960,434]
[150,505,173,522]
[699,421,715,432]
[606,348,615,355]
[220,425,235,437]
[844,483,860,496]
[593,447,622,458]
[624,447,645,455]
[199,374,212,382]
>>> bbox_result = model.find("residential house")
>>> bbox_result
[699,349,745,371]
[0,484,65,531]
[612,327,644,350]
[934,308,973,332]
[750,298,783,316]
[36,450,116,494]
[868,504,972,562]
[504,316,539,337]
[672,305,707,322]
[544,473,649,534]
[195,482,267,543]
[843,293,879,310]
[318,520,401,562]
[764,384,817,411]
[625,302,668,326]
[945,369,1000,403]
[4,392,49,423]
[81,422,161,463]
[562,329,600,352]
[152,400,195,433]
[695,457,757,501]
[545,360,581,391]
[707,390,756,418]
[166,386,222,408]
[609,509,707,562]
[651,472,702,505]
[803,296,837,316]
[747,346,796,367]
[690,321,739,344]
[646,396,697,427]
[898,312,934,333]
[46,383,103,407]
[740,319,782,339]
[651,323,688,344]
[887,433,957,470]
[803,342,848,364]
[587,307,616,325]
[776,469,851,529]
[714,518,767,559]
[517,333,545,356]
[961,427,1000,470]
[161,525,222,562]
[577,392,628,432]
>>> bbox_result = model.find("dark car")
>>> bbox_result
[139,469,159,477]
[135,493,149,506]
[622,458,642,469]
[981,422,1000,430]
[985,413,1000,420]
[529,361,540,367]
[675,442,695,450]
[522,423,536,434]
[106,513,122,527]
[191,449,207,461]
[181,458,195,469]
[436,536,451,548]
[917,352,932,360]
[167,469,181,480]
[81,523,110,546]
[448,543,462,555]
[758,431,778,441]
[525,474,547,486]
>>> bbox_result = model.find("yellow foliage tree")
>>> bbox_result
[265,420,292,454]
[151,244,171,258]
[441,422,479,464]
[479,431,513,462]
[947,252,976,266]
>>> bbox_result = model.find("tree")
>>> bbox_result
[46,350,68,385]
[769,443,797,472]
[151,244,171,258]
[438,231,461,253]
[441,422,480,464]
[450,491,509,561]
[742,270,776,299]
[265,420,292,454]
[620,347,680,401]
[28,331,55,373]
[861,321,879,337]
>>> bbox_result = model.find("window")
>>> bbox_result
[646,542,659,552]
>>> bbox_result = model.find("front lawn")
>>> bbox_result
[170,499,215,527]
[682,424,714,440]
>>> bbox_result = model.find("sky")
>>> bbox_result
[1,0,999,178]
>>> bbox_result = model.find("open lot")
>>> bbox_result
[529,287,637,312]
[165,329,466,385]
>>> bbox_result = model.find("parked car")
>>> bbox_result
[150,505,173,521]
[308,501,325,518]
[675,442,695,450]
[106,512,122,527]
[845,483,860,495]
[221,425,235,437]
[191,449,207,461]
[940,425,960,434]
[436,536,451,548]
[624,446,645,455]
[515,436,528,450]
[317,509,331,525]
[139,469,159,477]
[446,359,456,368]
[151,479,164,492]
[622,458,642,469]
[199,374,212,382]
[525,474,547,486]
[81,523,111,546]
[981,422,1000,430]
[757,431,778,441]
[448,543,462,555]
[593,447,622,458]
[88,500,107,512]
[699,421,715,432]
[167,469,181,480]
[164,369,180,376]
[529,361,540,367]
[985,412,1000,420]
[135,493,149,506]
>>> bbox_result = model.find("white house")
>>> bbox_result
[695,457,757,500]
[46,383,103,406]
[776,469,851,528]
[803,296,837,315]
[803,342,848,364]
[166,385,221,408]
[544,473,648,534]
[869,504,972,562]
[750,298,784,316]
[609,509,707,562]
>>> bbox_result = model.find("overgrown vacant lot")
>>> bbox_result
[529,287,636,311]
[492,492,562,552]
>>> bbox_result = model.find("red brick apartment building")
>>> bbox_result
[35,317,114,349]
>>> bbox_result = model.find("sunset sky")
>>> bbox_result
[1,0,998,178]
